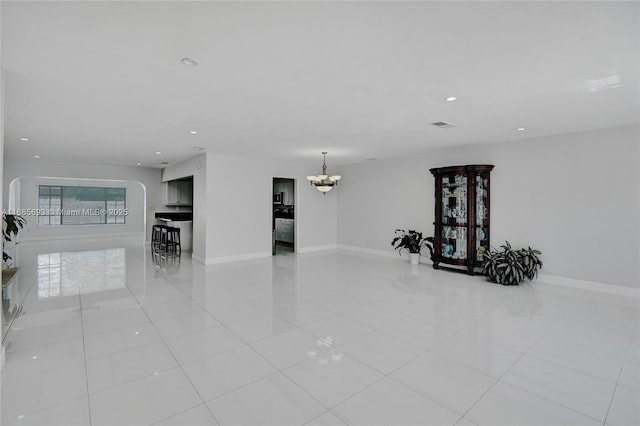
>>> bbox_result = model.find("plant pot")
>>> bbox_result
[409,253,420,265]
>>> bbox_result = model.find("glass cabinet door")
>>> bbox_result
[430,164,493,274]
[441,174,467,260]
[475,173,489,260]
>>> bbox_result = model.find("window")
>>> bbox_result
[38,185,126,225]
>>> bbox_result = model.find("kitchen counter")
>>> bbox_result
[273,206,294,220]
[155,215,193,250]
[274,212,294,219]
[155,212,193,221]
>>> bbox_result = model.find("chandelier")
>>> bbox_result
[307,152,341,194]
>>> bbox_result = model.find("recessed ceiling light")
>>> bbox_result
[189,130,198,134]
[155,151,162,155]
[136,162,142,166]
[445,96,457,102]
[33,155,40,158]
[20,137,29,141]
[516,127,525,131]
[181,57,198,67]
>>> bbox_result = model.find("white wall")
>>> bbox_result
[338,125,640,289]
[1,152,340,266]
[1,11,5,373]
[9,176,145,241]
[161,154,206,261]
[193,153,338,264]
[272,160,338,251]
[3,158,163,242]
[205,153,272,262]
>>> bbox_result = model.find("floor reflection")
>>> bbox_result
[2,269,24,341]
[37,248,126,298]
[151,248,181,273]
[2,237,638,426]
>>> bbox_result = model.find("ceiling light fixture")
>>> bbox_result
[136,162,142,166]
[155,151,162,155]
[180,57,198,67]
[20,137,29,141]
[33,155,40,159]
[307,152,341,194]
[189,130,198,134]
[445,96,457,102]
[516,127,525,131]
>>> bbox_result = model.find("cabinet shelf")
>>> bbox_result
[441,222,468,227]
[430,164,494,275]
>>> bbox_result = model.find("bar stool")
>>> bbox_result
[151,225,165,249]
[166,227,181,253]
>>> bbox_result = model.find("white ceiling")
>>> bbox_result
[2,1,638,167]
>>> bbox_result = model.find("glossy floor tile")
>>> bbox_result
[2,237,639,425]
[153,404,219,426]
[331,377,460,426]
[464,381,601,426]
[283,353,383,408]
[206,373,325,425]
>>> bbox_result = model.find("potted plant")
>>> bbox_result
[391,229,434,265]
[3,214,26,268]
[482,241,543,285]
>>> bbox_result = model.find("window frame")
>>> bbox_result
[37,185,127,226]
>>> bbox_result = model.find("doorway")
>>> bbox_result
[272,177,295,255]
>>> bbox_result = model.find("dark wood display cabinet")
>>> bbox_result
[429,164,494,274]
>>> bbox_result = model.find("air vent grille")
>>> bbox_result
[431,121,456,129]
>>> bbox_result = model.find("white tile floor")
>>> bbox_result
[1,237,639,426]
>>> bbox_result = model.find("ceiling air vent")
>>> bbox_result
[431,121,456,129]
[160,161,169,165]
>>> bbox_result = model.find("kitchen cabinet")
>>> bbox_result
[274,180,294,205]
[283,181,294,205]
[429,164,494,274]
[165,179,193,206]
[275,218,294,243]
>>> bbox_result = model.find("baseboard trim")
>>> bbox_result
[297,244,338,253]
[337,244,638,298]
[337,244,433,264]
[537,273,640,299]
[203,251,272,265]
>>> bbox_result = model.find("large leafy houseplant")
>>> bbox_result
[391,229,433,256]
[3,214,26,263]
[482,241,542,285]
